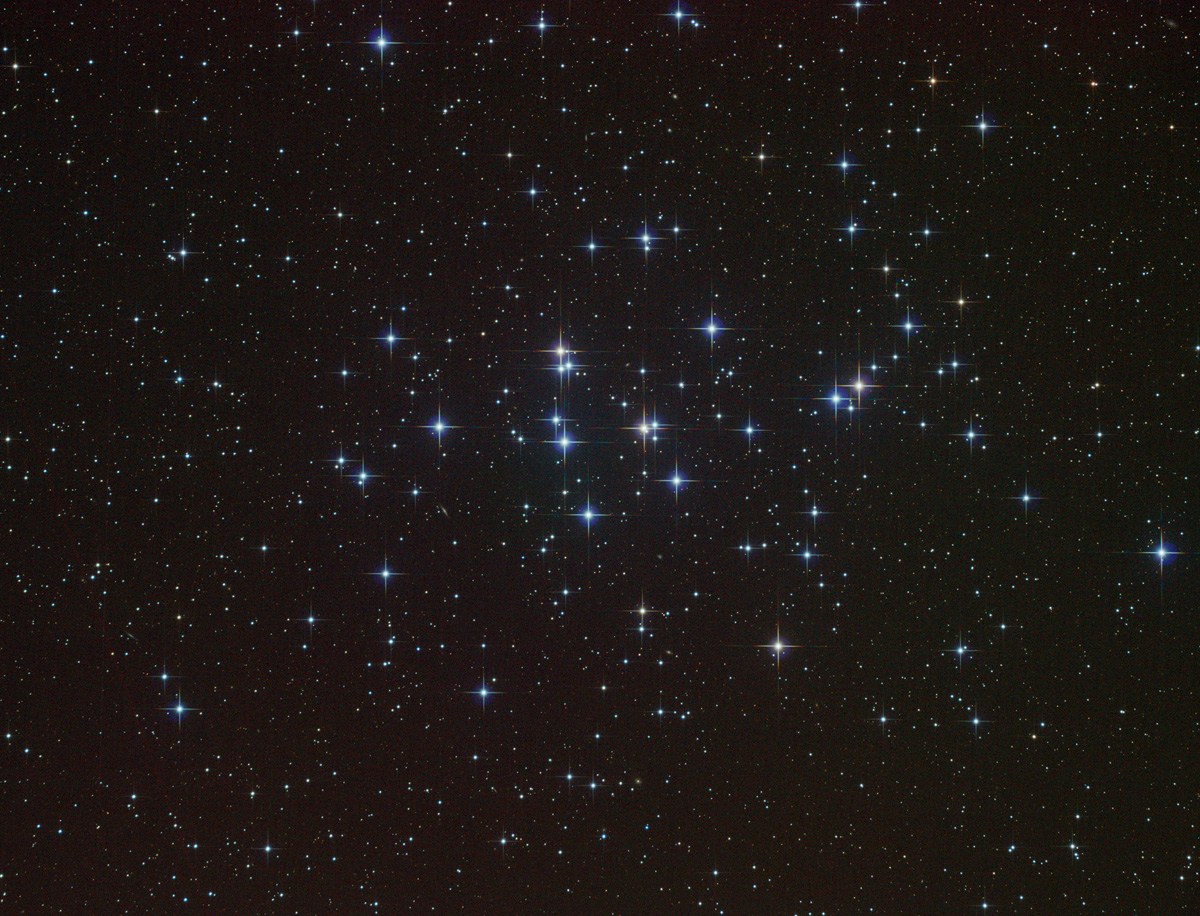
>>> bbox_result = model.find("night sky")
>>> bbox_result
[5,2,1200,912]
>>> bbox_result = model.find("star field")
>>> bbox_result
[3,2,1200,913]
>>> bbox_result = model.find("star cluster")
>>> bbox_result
[3,2,1198,913]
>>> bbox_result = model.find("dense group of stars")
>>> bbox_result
[4,3,1197,913]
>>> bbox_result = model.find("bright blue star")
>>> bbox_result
[1153,540,1177,565]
